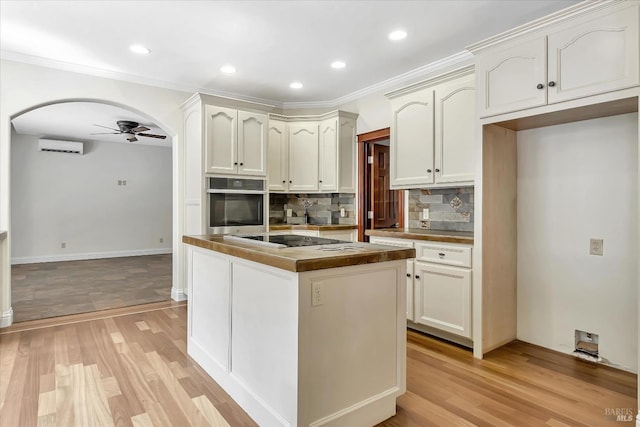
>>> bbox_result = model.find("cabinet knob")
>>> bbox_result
[289,180,292,183]
[548,81,556,87]
[536,83,544,90]
[319,180,323,183]
[415,275,420,279]
[234,162,238,166]
[406,273,411,278]
[435,168,440,173]
[240,162,244,166]
[438,252,445,258]
[282,180,286,183]
[427,169,432,173]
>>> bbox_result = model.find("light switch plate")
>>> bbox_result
[286,208,292,217]
[422,208,429,220]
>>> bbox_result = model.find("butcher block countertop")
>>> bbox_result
[269,224,357,231]
[183,234,415,272]
[365,228,474,245]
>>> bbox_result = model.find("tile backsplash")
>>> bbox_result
[269,193,355,225]
[408,187,474,232]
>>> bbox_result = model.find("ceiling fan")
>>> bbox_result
[91,120,167,142]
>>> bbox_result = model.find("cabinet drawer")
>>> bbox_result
[414,243,471,268]
[368,237,414,249]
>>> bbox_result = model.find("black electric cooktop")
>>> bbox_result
[241,234,345,247]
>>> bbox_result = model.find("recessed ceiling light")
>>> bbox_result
[129,44,151,54]
[331,61,346,69]
[388,30,407,41]
[290,81,303,89]
[220,65,237,74]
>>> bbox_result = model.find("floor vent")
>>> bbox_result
[574,329,599,360]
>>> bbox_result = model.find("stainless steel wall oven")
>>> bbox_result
[207,177,267,234]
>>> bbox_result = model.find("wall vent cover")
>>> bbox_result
[38,139,84,155]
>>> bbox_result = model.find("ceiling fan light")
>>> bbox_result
[130,44,151,55]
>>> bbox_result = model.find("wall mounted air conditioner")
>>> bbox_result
[38,139,84,155]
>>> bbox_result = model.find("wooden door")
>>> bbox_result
[372,144,399,229]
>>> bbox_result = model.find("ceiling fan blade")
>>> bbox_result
[127,136,138,142]
[131,126,150,133]
[90,132,120,135]
[137,133,167,139]
[93,124,121,132]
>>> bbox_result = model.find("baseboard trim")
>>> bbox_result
[11,248,172,265]
[0,308,13,328]
[171,287,187,302]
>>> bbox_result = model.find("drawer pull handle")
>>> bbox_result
[438,253,445,258]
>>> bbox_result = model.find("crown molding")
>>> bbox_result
[384,65,474,99]
[466,0,622,53]
[2,48,472,111]
[281,50,474,110]
[269,110,359,122]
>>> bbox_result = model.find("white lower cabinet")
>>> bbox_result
[413,261,471,339]
[369,236,472,339]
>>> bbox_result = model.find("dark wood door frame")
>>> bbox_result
[357,128,404,242]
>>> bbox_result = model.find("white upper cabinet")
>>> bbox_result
[547,5,639,104]
[475,2,639,118]
[204,105,267,176]
[267,119,288,191]
[319,118,338,192]
[338,117,357,193]
[388,67,475,189]
[434,74,476,184]
[205,105,237,175]
[267,111,357,193]
[476,38,547,117]
[390,87,435,187]
[288,123,319,192]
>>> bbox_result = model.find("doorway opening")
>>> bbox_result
[9,100,174,323]
[357,128,404,242]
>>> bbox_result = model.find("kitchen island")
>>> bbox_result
[183,234,415,427]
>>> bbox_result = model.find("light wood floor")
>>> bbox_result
[11,255,172,322]
[0,303,636,426]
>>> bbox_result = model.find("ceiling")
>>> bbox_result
[1,0,580,107]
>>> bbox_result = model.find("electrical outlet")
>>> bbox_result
[311,282,324,307]
[123,180,127,186]
[61,242,66,249]
[117,180,122,186]
[422,208,429,220]
[589,238,603,256]
[286,208,292,217]
[340,207,345,218]
[159,237,164,243]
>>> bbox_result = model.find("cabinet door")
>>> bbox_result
[238,111,267,176]
[390,88,435,187]
[414,262,471,338]
[434,75,475,184]
[268,120,288,191]
[338,117,357,193]
[204,105,237,174]
[288,124,319,192]
[477,37,547,117]
[547,5,639,104]
[319,118,338,192]
[406,260,414,322]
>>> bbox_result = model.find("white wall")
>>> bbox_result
[517,113,638,372]
[11,132,172,262]
[0,59,192,325]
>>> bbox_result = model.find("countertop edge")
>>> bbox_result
[183,235,414,272]
[269,224,357,231]
[365,229,474,245]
